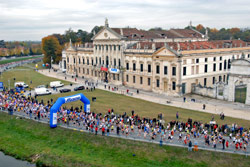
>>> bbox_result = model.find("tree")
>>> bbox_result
[65,28,78,43]
[42,36,62,64]
[230,28,240,35]
[196,24,205,32]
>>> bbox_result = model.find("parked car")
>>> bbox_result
[36,85,46,88]
[34,88,52,96]
[59,88,71,93]
[74,85,85,91]
[14,82,29,88]
[50,81,64,88]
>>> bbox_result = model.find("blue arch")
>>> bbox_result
[50,93,90,128]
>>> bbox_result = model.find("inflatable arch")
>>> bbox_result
[50,93,90,128]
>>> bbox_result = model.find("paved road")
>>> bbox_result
[2,109,249,156]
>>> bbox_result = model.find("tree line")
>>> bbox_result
[0,40,42,57]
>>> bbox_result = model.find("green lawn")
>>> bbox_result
[0,55,43,65]
[0,112,249,167]
[37,89,250,128]
[0,66,71,89]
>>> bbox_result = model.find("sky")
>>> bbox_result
[0,0,250,41]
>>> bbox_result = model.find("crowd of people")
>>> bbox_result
[0,90,249,153]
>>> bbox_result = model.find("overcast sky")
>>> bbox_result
[0,0,250,41]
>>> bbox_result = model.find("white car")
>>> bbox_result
[36,85,46,88]
[50,81,64,88]
[14,82,29,88]
[34,88,52,96]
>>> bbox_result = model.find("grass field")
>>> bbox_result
[37,89,250,128]
[0,55,43,65]
[0,112,249,167]
[0,66,71,89]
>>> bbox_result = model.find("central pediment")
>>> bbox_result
[92,27,122,40]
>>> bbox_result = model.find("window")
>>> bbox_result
[133,63,136,71]
[196,58,199,63]
[118,59,121,67]
[196,65,199,74]
[156,65,160,74]
[87,59,89,65]
[133,76,136,83]
[99,58,101,65]
[83,58,85,64]
[87,69,89,74]
[148,78,151,86]
[156,79,160,87]
[213,63,216,71]
[204,64,208,73]
[106,45,108,50]
[91,59,93,65]
[140,77,143,84]
[114,45,116,51]
[96,57,98,64]
[79,67,81,73]
[118,45,120,51]
[79,58,81,64]
[248,54,250,58]
[114,59,116,67]
[213,77,215,84]
[220,56,222,61]
[219,63,222,71]
[74,58,76,64]
[224,60,227,70]
[192,59,195,64]
[140,64,143,72]
[117,74,120,81]
[219,76,222,82]
[223,75,226,82]
[83,68,85,74]
[164,66,168,75]
[126,75,129,82]
[126,62,129,70]
[113,74,116,80]
[204,78,207,86]
[205,58,208,62]
[228,59,231,69]
[213,57,216,61]
[172,67,176,76]
[148,64,151,72]
[67,57,69,63]
[183,67,186,76]
[172,81,176,90]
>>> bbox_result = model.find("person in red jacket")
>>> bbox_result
[95,126,98,135]
[102,126,105,136]
[226,140,229,148]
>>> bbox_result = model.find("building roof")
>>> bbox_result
[167,40,248,51]
[111,28,205,40]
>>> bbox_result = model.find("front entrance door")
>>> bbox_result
[164,81,168,92]
[105,72,108,82]
[182,83,186,94]
[234,84,247,103]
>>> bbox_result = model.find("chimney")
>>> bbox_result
[137,43,141,49]
[152,43,156,50]
[177,42,180,51]
[120,28,123,36]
